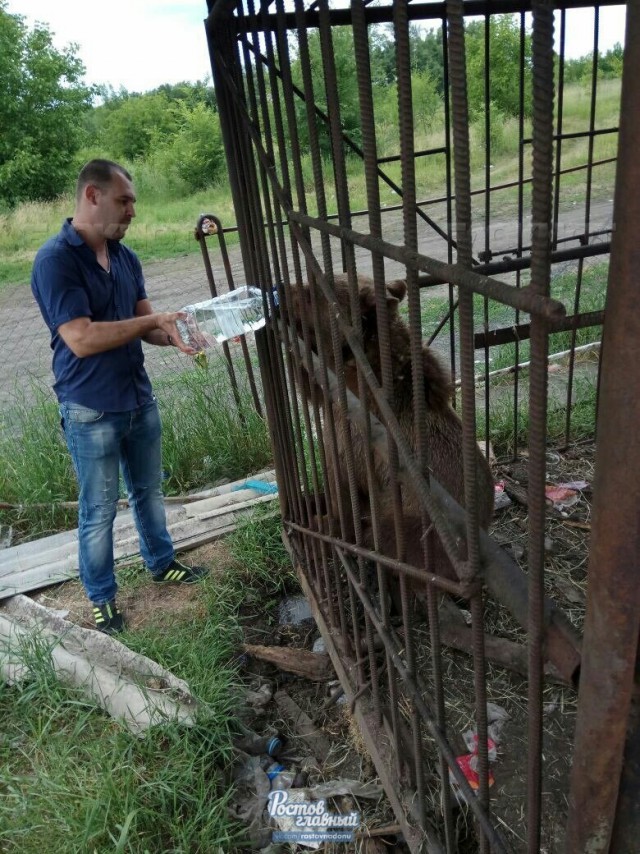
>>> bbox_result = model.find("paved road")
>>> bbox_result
[0,250,245,412]
[0,197,612,413]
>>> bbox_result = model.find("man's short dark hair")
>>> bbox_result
[76,159,132,200]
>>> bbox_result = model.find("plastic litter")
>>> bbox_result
[234,734,284,758]
[278,594,313,626]
[450,705,509,805]
[545,484,581,510]
[233,479,279,495]
[494,481,512,510]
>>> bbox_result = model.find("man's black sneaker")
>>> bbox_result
[152,559,208,584]
[92,600,124,634]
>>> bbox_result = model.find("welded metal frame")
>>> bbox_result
[204,1,636,851]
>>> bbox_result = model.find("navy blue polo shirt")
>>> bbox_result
[31,219,154,411]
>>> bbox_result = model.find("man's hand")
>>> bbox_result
[58,306,201,358]
[153,312,199,355]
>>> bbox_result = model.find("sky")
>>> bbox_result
[5,1,628,95]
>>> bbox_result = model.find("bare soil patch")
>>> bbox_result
[34,540,233,632]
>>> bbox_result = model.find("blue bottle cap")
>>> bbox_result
[266,736,283,756]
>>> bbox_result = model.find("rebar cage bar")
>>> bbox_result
[204,2,638,851]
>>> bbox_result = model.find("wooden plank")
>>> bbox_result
[0,483,279,600]
[0,476,276,570]
[184,488,260,516]
[166,470,277,504]
[0,507,185,575]
[187,493,277,521]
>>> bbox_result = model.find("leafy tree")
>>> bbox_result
[291,27,361,154]
[151,79,217,110]
[412,70,443,134]
[599,42,623,78]
[465,15,533,119]
[96,92,182,161]
[165,103,225,191]
[410,24,446,94]
[369,25,397,87]
[0,1,93,204]
[563,42,623,84]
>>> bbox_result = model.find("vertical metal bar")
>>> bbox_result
[314,0,371,688]
[442,20,458,392]
[350,0,404,771]
[445,4,490,852]
[583,5,601,245]
[482,14,492,460]
[563,256,585,448]
[237,24,304,537]
[527,3,555,851]
[512,11,528,460]
[565,4,640,848]
[551,8,566,252]
[393,0,429,836]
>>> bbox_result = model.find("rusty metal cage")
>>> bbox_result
[203,1,639,851]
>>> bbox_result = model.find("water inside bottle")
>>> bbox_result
[177,286,266,348]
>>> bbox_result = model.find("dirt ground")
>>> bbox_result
[34,440,594,854]
[35,540,230,633]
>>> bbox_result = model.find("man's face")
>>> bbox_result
[93,171,137,240]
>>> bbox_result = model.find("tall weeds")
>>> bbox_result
[0,358,272,544]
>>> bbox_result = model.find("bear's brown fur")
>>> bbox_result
[285,273,494,582]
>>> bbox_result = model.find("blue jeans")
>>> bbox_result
[60,398,174,605]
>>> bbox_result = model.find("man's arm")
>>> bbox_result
[57,302,196,357]
[137,299,177,347]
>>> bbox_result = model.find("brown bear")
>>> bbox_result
[284,272,494,584]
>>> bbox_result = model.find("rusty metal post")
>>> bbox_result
[565,6,640,851]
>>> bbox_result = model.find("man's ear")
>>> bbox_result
[84,184,100,206]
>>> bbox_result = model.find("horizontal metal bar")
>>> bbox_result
[474,309,604,349]
[229,0,623,32]
[418,240,611,288]
[378,145,447,164]
[523,126,619,145]
[288,209,567,319]
[284,519,474,597]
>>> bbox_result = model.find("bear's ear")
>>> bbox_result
[386,279,407,301]
[359,280,407,315]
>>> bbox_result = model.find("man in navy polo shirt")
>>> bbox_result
[32,159,208,634]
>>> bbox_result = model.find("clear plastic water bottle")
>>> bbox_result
[176,286,265,348]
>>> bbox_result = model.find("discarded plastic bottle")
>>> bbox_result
[234,734,283,757]
[176,286,265,349]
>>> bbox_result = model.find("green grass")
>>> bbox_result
[480,261,607,373]
[0,358,272,544]
[0,78,620,289]
[482,372,598,457]
[227,507,297,596]
[0,186,239,288]
[155,362,272,494]
[0,564,273,852]
[0,500,299,853]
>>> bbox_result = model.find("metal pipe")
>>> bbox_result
[565,4,640,848]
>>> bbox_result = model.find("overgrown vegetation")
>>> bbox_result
[0,502,301,853]
[0,357,272,545]
[227,507,297,596]
[0,4,623,280]
[0,597,241,853]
